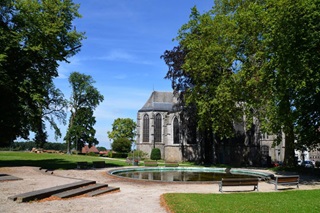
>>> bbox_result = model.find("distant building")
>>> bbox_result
[82,145,99,154]
[136,91,189,162]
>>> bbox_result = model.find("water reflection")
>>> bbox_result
[115,170,253,182]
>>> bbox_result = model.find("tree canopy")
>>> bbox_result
[163,0,320,166]
[64,72,104,153]
[0,0,84,147]
[111,137,132,153]
[107,118,137,143]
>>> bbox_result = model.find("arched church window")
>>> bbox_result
[143,114,149,142]
[173,117,179,144]
[154,113,162,142]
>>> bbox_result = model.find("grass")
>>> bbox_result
[2,151,320,213]
[0,151,127,170]
[163,190,320,213]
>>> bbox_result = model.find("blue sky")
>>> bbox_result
[50,0,213,149]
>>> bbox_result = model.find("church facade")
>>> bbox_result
[136,91,286,165]
[136,91,198,162]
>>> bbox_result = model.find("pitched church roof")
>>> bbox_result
[139,91,178,112]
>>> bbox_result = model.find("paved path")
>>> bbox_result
[1,167,320,213]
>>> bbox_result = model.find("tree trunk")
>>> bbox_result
[282,94,296,167]
[283,124,295,167]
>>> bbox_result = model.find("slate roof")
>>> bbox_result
[138,91,178,112]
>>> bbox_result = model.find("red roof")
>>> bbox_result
[81,145,99,153]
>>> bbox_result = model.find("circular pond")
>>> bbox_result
[109,167,271,182]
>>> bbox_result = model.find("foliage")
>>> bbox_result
[65,72,104,153]
[109,152,128,158]
[150,148,161,160]
[0,0,84,147]
[96,146,107,151]
[107,118,137,143]
[86,152,98,157]
[107,151,113,158]
[0,141,66,151]
[33,82,68,148]
[0,151,127,170]
[111,138,132,153]
[128,150,148,160]
[162,0,320,166]
[163,190,320,213]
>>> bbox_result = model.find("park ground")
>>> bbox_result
[1,166,320,213]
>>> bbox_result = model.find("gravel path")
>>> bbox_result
[1,166,320,213]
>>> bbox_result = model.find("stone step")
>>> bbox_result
[53,183,108,199]
[86,186,120,197]
[0,174,23,182]
[8,180,95,202]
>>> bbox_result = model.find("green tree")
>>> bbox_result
[65,72,104,154]
[111,138,131,153]
[261,0,320,166]
[107,118,137,143]
[0,0,84,147]
[34,82,68,148]
[96,146,107,151]
[163,0,320,166]
[163,7,242,164]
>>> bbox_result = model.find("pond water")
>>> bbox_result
[109,168,268,182]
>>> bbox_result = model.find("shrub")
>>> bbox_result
[111,138,132,153]
[111,152,128,158]
[150,148,161,160]
[108,151,113,158]
[86,152,98,156]
[315,161,320,168]
[128,150,148,160]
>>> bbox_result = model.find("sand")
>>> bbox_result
[1,166,320,213]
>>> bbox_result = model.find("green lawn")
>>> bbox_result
[2,151,320,213]
[0,151,127,169]
[163,190,320,213]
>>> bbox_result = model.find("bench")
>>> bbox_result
[144,161,158,167]
[269,175,299,190]
[219,178,259,193]
[92,161,106,168]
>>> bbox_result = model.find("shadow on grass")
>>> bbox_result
[0,159,122,170]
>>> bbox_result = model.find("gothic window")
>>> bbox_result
[143,114,149,142]
[154,113,162,142]
[261,145,269,156]
[173,117,179,144]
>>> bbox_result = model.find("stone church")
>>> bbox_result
[136,91,286,165]
[136,91,197,162]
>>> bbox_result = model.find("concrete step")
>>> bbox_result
[0,174,23,182]
[53,183,108,199]
[86,186,120,197]
[8,180,95,202]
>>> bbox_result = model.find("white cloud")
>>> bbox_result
[97,49,153,65]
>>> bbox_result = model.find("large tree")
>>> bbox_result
[65,72,104,153]
[34,82,68,148]
[163,0,320,166]
[107,118,137,143]
[0,0,84,147]
[162,7,243,164]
